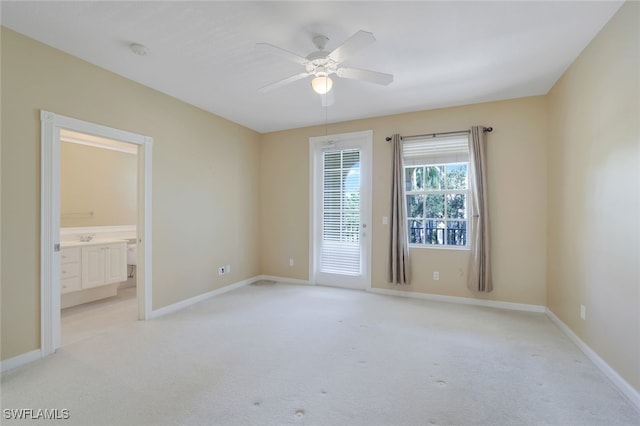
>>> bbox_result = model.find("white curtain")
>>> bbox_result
[468,126,492,292]
[388,134,411,284]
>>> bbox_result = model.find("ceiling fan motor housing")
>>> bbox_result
[305,35,338,77]
[306,52,337,76]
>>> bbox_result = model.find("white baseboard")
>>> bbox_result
[367,287,546,313]
[545,308,640,412]
[149,276,259,319]
[256,275,312,286]
[1,350,42,374]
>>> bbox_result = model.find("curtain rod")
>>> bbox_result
[385,127,493,142]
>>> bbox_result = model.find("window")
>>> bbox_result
[403,134,469,247]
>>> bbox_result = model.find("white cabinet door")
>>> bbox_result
[82,245,106,289]
[104,242,127,284]
[81,242,127,288]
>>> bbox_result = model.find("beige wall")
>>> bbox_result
[60,142,137,227]
[547,1,640,390]
[1,28,261,360]
[260,96,548,306]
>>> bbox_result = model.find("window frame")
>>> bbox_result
[404,162,470,250]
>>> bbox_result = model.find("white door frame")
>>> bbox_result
[40,110,153,356]
[309,130,372,290]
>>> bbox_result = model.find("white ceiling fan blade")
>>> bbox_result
[320,90,335,107]
[337,67,394,86]
[256,43,308,66]
[258,72,310,93]
[328,30,376,63]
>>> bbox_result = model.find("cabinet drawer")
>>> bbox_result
[61,248,81,264]
[61,276,81,294]
[61,262,80,279]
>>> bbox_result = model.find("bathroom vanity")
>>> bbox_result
[60,239,127,308]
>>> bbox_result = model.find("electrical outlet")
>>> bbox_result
[226,264,231,274]
[433,271,440,281]
[289,258,294,267]
[218,266,225,276]
[580,305,586,320]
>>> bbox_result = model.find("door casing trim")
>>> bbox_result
[40,110,153,356]
[308,130,373,290]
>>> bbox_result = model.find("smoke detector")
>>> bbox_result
[129,43,149,56]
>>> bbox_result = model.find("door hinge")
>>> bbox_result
[54,243,60,252]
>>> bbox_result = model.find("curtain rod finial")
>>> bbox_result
[385,137,392,142]
[484,127,493,133]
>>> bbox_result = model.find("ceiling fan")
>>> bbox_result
[257,30,394,100]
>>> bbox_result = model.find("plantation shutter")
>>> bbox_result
[402,134,469,165]
[321,149,361,276]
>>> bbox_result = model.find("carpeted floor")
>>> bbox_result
[2,282,638,425]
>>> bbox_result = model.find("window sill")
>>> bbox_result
[409,244,470,251]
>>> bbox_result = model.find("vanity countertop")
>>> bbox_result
[60,239,127,248]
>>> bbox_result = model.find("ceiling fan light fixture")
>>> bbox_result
[311,76,333,94]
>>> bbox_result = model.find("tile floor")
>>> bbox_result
[61,286,138,346]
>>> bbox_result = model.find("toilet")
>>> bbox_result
[127,241,137,266]
[119,240,138,288]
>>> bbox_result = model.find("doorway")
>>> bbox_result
[40,111,153,356]
[310,130,372,290]
[58,130,139,346]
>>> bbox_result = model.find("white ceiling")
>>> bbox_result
[1,1,623,133]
